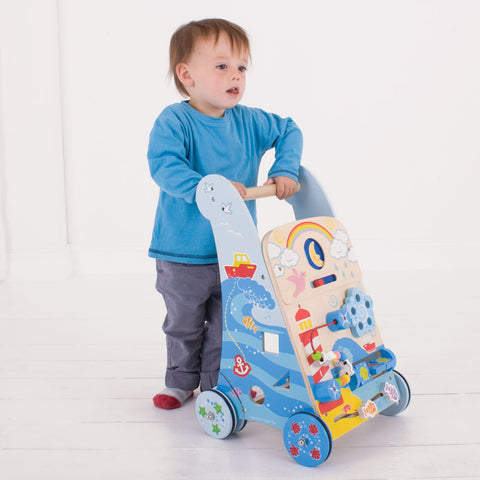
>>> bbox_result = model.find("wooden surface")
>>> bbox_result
[1,271,479,479]
[244,183,301,201]
[262,216,388,439]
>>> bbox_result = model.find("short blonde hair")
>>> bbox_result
[169,18,250,96]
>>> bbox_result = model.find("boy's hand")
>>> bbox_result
[230,181,247,199]
[264,176,298,200]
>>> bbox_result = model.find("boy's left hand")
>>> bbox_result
[264,176,298,200]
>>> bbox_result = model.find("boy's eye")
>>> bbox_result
[216,64,228,70]
[238,66,247,72]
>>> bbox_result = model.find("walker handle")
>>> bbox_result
[244,183,301,201]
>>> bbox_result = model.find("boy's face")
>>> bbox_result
[177,33,249,117]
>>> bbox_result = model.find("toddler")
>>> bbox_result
[147,18,303,409]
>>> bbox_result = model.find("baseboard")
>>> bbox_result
[8,247,73,280]
[4,241,479,280]
[71,247,154,275]
[71,241,480,274]
[353,239,479,271]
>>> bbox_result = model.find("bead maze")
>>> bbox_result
[194,166,410,467]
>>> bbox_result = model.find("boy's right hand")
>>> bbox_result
[230,181,247,199]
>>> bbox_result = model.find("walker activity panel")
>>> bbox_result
[195,167,410,467]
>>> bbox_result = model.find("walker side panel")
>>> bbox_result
[196,175,312,429]
[262,217,402,440]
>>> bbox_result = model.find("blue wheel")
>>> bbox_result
[283,412,332,467]
[195,389,236,439]
[234,418,247,432]
[381,370,411,416]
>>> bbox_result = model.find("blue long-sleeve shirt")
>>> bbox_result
[147,101,302,263]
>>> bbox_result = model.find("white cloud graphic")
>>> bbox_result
[273,264,285,277]
[268,242,281,259]
[330,229,349,259]
[280,248,299,268]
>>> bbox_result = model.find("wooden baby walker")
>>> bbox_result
[194,166,410,467]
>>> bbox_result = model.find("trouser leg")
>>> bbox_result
[155,260,222,391]
[200,284,223,389]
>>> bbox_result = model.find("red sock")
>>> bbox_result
[153,388,193,410]
[153,393,181,410]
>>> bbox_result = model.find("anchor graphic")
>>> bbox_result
[233,355,251,377]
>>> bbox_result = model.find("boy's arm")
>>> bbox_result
[255,110,303,198]
[263,176,297,200]
[230,181,247,199]
[147,113,202,204]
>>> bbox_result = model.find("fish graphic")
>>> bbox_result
[242,316,258,333]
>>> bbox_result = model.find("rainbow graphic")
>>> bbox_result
[286,221,334,248]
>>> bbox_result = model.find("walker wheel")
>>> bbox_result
[380,370,411,416]
[195,389,237,439]
[234,418,248,432]
[283,412,332,467]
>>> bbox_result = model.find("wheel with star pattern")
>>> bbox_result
[195,389,237,439]
[283,412,332,467]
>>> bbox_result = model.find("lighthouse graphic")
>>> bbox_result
[295,305,313,334]
[295,306,333,385]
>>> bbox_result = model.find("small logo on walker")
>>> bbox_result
[383,382,399,403]
[233,355,251,377]
[359,400,377,419]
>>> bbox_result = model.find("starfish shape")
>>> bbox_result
[328,383,339,397]
[214,403,223,414]
[212,424,221,435]
[198,406,207,418]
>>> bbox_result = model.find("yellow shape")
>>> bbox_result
[308,241,324,267]
[233,253,251,266]
[299,319,312,332]
[274,229,285,243]
[318,388,364,440]
[360,366,369,380]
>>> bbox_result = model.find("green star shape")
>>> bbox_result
[212,424,221,435]
[214,402,223,414]
[198,406,207,418]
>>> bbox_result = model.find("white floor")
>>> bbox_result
[1,270,479,479]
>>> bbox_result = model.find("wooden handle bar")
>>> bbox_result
[244,183,300,201]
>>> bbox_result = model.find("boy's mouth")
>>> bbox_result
[227,87,239,95]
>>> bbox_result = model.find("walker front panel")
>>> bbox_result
[262,217,398,440]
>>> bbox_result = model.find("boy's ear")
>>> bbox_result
[176,63,194,88]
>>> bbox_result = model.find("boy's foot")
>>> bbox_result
[153,388,193,410]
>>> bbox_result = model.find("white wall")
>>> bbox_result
[1,0,479,280]
[0,0,70,280]
[0,94,7,281]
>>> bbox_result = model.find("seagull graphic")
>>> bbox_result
[221,202,232,214]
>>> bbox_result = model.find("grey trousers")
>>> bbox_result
[155,260,223,391]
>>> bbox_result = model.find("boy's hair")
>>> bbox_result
[169,18,250,96]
